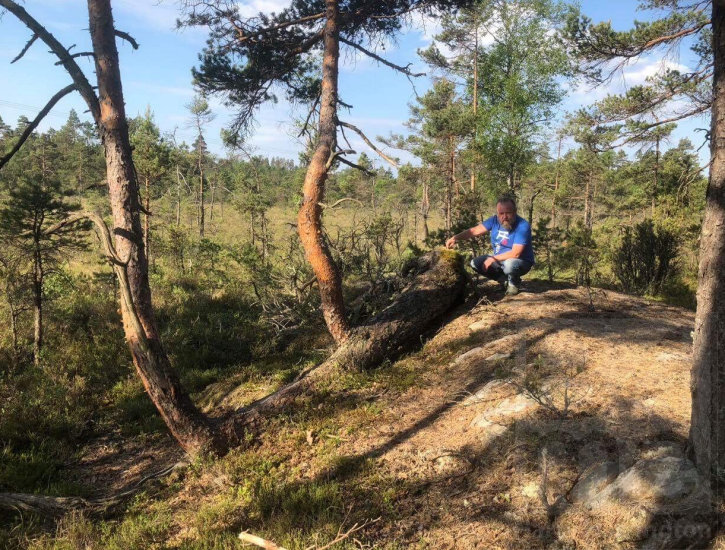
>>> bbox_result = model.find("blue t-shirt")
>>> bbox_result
[482,215,535,264]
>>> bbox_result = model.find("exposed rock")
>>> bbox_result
[586,456,709,515]
[489,394,538,419]
[485,352,511,362]
[462,379,510,405]
[453,347,485,364]
[570,462,620,503]
[469,393,539,430]
[468,319,493,332]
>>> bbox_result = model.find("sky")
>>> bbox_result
[0,1,711,168]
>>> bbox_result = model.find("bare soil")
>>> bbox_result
[69,280,709,548]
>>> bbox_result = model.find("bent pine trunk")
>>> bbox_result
[297,0,350,345]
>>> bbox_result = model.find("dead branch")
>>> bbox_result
[337,155,375,176]
[237,517,379,550]
[0,0,100,123]
[0,461,184,518]
[297,93,320,138]
[239,532,288,550]
[325,148,355,170]
[339,36,425,77]
[0,493,88,518]
[338,121,398,168]
[318,197,364,209]
[337,97,353,109]
[310,517,380,550]
[114,29,139,49]
[43,212,151,355]
[0,84,76,170]
[11,32,38,63]
[54,51,94,65]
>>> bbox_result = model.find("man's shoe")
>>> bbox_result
[505,283,520,296]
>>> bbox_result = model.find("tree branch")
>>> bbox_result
[338,121,399,168]
[114,29,139,49]
[603,105,710,151]
[319,197,365,209]
[0,0,100,123]
[325,148,356,170]
[0,84,76,170]
[339,36,425,77]
[297,93,320,138]
[11,32,38,63]
[44,212,151,353]
[337,156,375,176]
[54,51,95,65]
[642,20,710,51]
[232,11,325,43]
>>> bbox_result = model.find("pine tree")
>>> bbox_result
[180,0,474,344]
[0,128,87,365]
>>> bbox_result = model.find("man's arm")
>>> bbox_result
[445,224,488,249]
[491,243,525,261]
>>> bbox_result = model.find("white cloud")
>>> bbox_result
[236,0,290,18]
[620,58,689,87]
[567,57,692,109]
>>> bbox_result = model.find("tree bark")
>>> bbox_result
[176,165,182,227]
[422,175,430,241]
[297,0,350,345]
[87,0,224,455]
[198,158,205,237]
[652,133,660,217]
[551,135,562,227]
[32,245,43,366]
[583,173,592,229]
[209,178,215,223]
[143,175,150,261]
[528,189,541,225]
[690,0,725,483]
[471,25,478,193]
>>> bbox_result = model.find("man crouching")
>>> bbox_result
[445,197,535,296]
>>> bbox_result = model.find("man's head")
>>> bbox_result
[496,197,517,231]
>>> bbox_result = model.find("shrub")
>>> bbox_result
[612,220,679,295]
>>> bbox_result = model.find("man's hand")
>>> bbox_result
[445,236,457,249]
[484,256,498,270]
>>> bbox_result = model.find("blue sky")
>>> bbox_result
[0,1,710,167]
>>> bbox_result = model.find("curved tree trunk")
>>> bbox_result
[297,0,350,345]
[87,0,224,455]
[690,1,725,482]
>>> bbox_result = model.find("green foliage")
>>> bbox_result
[560,222,599,288]
[564,1,711,147]
[181,0,478,141]
[532,217,560,282]
[612,219,680,295]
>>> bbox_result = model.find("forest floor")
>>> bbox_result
[50,278,721,550]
